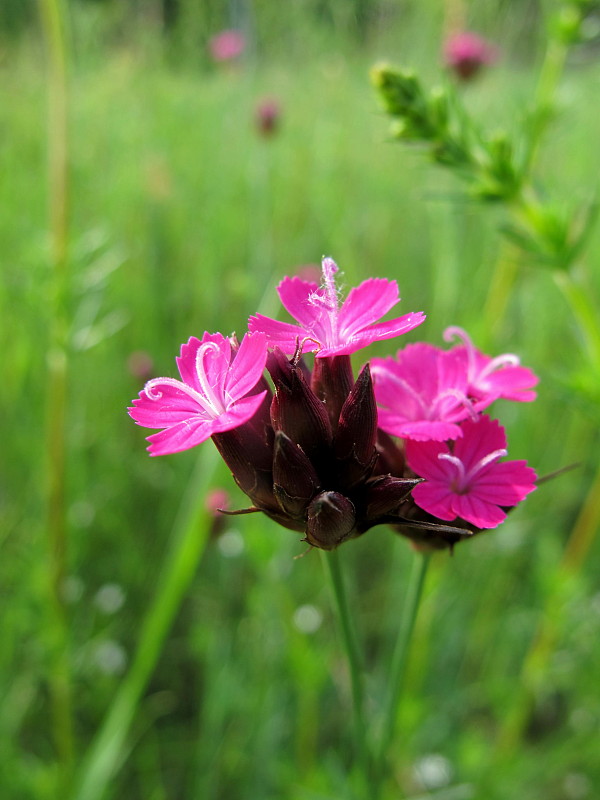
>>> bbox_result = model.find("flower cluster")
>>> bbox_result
[129,258,537,552]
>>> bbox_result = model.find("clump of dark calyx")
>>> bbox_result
[212,349,473,551]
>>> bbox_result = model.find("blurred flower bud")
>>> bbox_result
[256,98,281,137]
[444,32,498,81]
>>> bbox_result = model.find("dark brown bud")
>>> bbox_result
[269,351,332,462]
[305,491,356,550]
[362,475,422,520]
[334,364,378,487]
[272,431,320,519]
[212,427,277,512]
[311,355,355,432]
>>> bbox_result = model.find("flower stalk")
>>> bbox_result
[377,551,431,775]
[38,0,73,783]
[321,550,372,793]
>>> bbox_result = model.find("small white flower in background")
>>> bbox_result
[94,583,126,614]
[293,604,323,634]
[564,773,592,800]
[217,529,245,558]
[93,640,127,676]
[413,753,453,790]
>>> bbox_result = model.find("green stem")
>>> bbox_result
[72,448,218,800]
[38,0,73,784]
[377,551,430,771]
[321,549,370,794]
[554,270,600,375]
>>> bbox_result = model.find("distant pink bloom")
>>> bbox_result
[128,332,268,456]
[256,98,281,136]
[249,257,425,358]
[444,326,538,403]
[209,29,245,62]
[372,343,489,441]
[444,32,498,80]
[127,351,154,382]
[406,416,537,529]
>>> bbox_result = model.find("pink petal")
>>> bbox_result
[380,415,463,442]
[405,440,452,481]
[473,460,537,505]
[453,416,507,473]
[411,481,457,520]
[225,332,268,403]
[338,278,400,336]
[477,365,538,401]
[146,391,267,456]
[147,418,215,455]
[331,312,426,355]
[129,380,209,428]
[248,314,316,353]
[276,276,320,328]
[451,493,506,529]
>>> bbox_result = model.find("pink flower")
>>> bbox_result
[444,32,498,81]
[128,331,268,456]
[371,343,488,442]
[406,416,537,529]
[209,29,246,62]
[444,326,538,403]
[249,257,425,358]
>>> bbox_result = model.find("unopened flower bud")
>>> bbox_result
[305,491,357,550]
[335,364,378,487]
[272,431,320,519]
[270,350,332,463]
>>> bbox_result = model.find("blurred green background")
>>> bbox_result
[2,0,600,798]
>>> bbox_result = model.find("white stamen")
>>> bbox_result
[478,353,520,381]
[439,447,508,492]
[195,342,227,415]
[145,377,219,418]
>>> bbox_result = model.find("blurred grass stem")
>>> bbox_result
[554,270,600,373]
[377,551,430,778]
[73,449,217,800]
[321,549,371,795]
[495,462,600,757]
[39,0,73,782]
[483,15,569,336]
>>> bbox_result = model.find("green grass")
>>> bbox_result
[2,4,600,799]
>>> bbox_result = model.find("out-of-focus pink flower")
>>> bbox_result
[128,331,268,456]
[249,257,425,358]
[205,488,230,515]
[444,326,538,403]
[209,29,246,63]
[256,98,281,137]
[406,415,537,529]
[128,351,154,382]
[444,31,498,81]
[294,264,321,284]
[372,343,487,442]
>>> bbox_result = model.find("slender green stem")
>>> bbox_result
[72,448,218,800]
[38,0,73,784]
[495,461,600,758]
[377,551,430,770]
[554,270,600,374]
[321,549,370,793]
